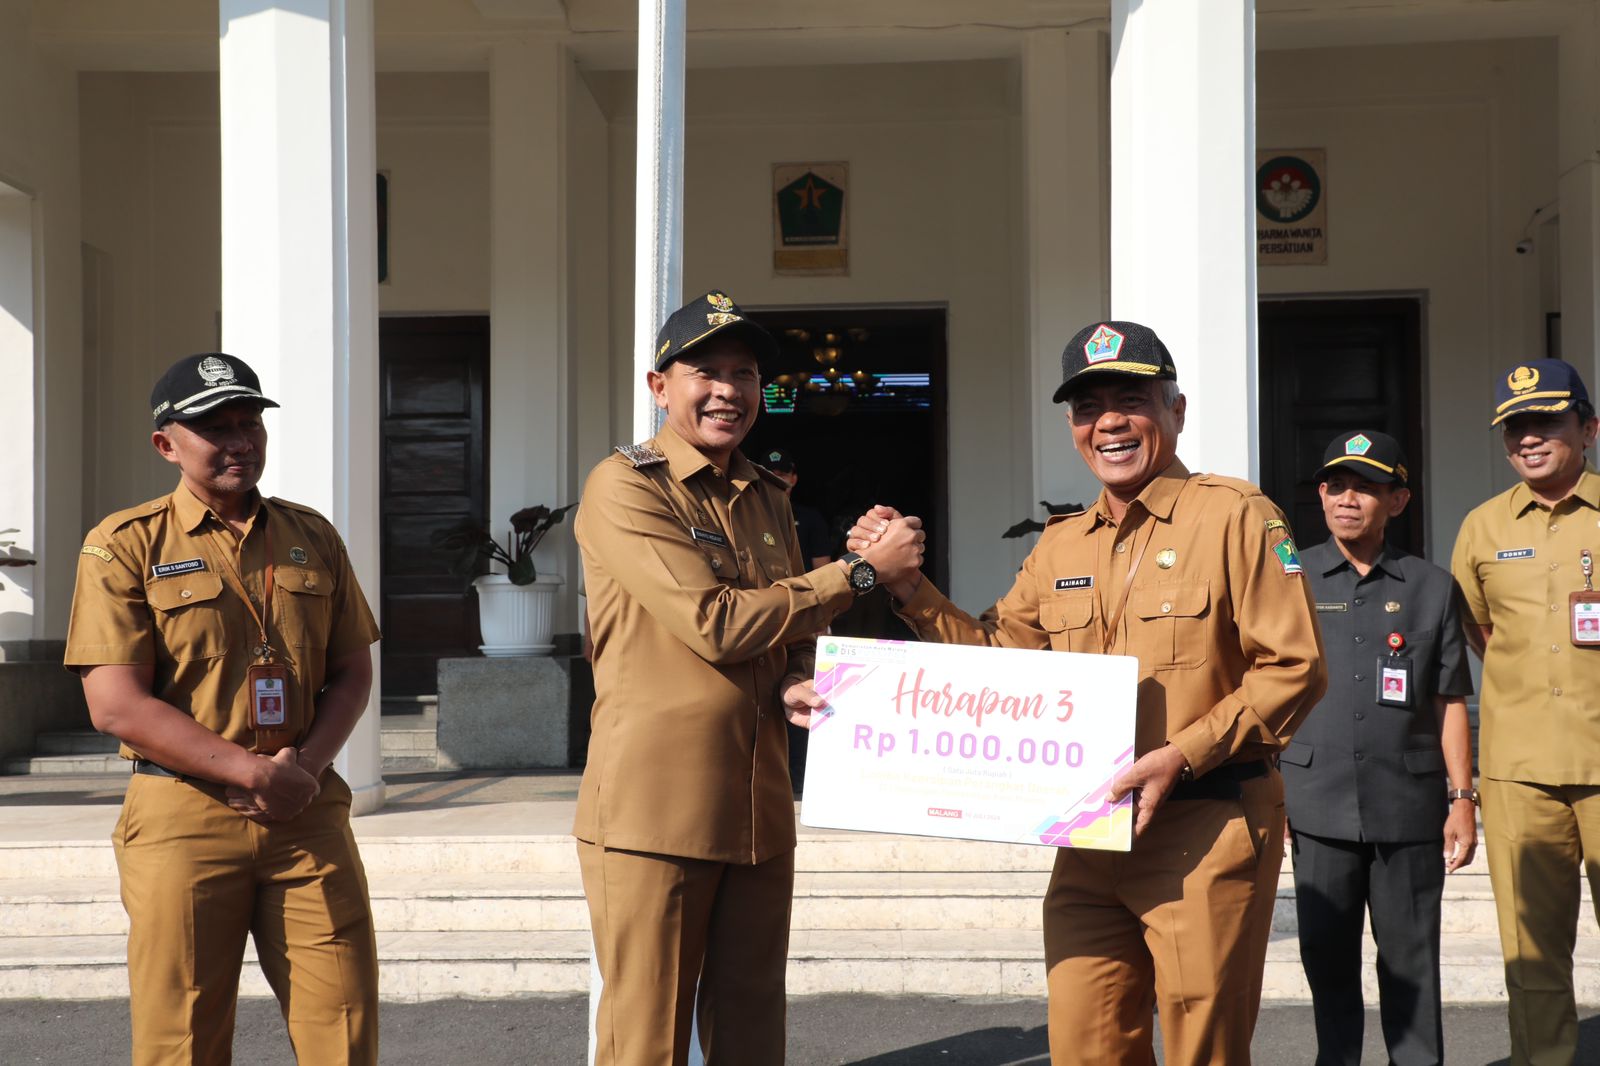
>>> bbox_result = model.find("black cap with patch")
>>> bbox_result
[1491,358,1591,427]
[150,353,280,427]
[653,290,780,372]
[760,447,796,473]
[1313,430,1409,487]
[1051,320,1178,404]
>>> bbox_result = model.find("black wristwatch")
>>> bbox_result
[839,551,878,595]
[1447,788,1480,806]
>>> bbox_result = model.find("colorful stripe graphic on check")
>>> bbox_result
[1032,745,1136,847]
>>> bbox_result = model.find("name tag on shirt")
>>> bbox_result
[1316,602,1348,613]
[151,558,206,578]
[1495,547,1536,561]
[1054,576,1094,591]
[690,527,729,549]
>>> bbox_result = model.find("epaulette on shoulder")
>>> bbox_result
[270,497,331,521]
[751,462,789,488]
[1043,508,1089,528]
[614,442,667,468]
[100,496,170,534]
[1193,472,1263,499]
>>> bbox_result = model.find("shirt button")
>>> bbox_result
[1354,635,1365,644]
[305,576,317,589]
[1354,712,1365,721]
[1161,602,1172,614]
[1553,604,1561,612]
[1550,523,1560,532]
[179,589,193,599]
[1116,542,1128,554]
[1552,644,1561,653]
[1551,562,1560,571]
[1354,598,1364,607]
[1354,752,1365,761]
[1554,687,1564,696]
[757,656,767,666]
[1355,674,1365,682]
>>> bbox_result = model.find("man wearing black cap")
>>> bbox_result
[573,291,923,1064]
[1282,430,1476,1066]
[64,354,382,1064]
[1451,359,1600,1064]
[758,447,834,571]
[849,320,1326,1063]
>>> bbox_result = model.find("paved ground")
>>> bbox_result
[5,996,1599,1064]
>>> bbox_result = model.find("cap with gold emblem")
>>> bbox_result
[653,290,780,372]
[1313,429,1409,487]
[149,353,280,427]
[1491,358,1591,427]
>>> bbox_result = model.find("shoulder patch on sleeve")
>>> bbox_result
[614,443,667,468]
[1272,537,1304,576]
[80,545,114,563]
[1265,518,1288,532]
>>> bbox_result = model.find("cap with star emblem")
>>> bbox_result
[149,353,280,427]
[1052,320,1178,404]
[652,290,780,373]
[1313,429,1408,487]
[1491,358,1591,427]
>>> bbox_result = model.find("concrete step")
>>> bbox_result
[0,753,130,776]
[33,730,119,756]
[5,928,1597,1004]
[381,698,439,773]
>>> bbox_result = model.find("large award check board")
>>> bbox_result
[801,636,1138,851]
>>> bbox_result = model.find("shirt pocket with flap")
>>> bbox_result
[146,572,227,662]
[1129,581,1210,670]
[1038,592,1097,653]
[274,566,335,650]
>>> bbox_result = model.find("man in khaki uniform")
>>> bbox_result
[575,291,923,1065]
[1451,358,1600,1066]
[66,354,382,1066]
[849,321,1327,1064]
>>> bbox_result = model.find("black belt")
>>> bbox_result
[132,758,181,779]
[1167,759,1268,802]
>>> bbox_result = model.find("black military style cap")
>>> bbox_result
[653,290,779,372]
[760,447,797,473]
[150,353,280,426]
[1051,320,1178,404]
[1491,358,1592,427]
[1313,430,1409,487]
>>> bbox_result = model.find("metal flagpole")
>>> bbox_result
[592,3,689,1063]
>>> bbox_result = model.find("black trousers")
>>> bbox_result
[1291,830,1445,1066]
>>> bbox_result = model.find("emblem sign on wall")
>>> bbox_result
[1256,150,1327,265]
[773,162,849,276]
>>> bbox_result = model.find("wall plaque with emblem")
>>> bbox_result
[773,162,848,276]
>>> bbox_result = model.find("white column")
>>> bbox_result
[1109,0,1258,480]
[1559,15,1600,381]
[219,0,384,814]
[489,38,572,613]
[633,0,685,441]
[1023,29,1110,511]
[0,188,36,645]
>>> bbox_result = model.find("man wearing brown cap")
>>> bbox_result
[573,291,923,1065]
[65,354,381,1064]
[849,320,1327,1064]
[1451,358,1600,1065]
[1283,430,1476,1066]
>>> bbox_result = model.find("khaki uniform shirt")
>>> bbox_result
[64,482,380,757]
[896,461,1327,776]
[574,423,855,863]
[1450,468,1600,784]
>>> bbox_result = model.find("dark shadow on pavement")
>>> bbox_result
[842,1025,1049,1066]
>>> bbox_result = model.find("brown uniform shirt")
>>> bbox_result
[895,461,1327,776]
[64,482,380,757]
[1450,468,1600,784]
[574,423,855,863]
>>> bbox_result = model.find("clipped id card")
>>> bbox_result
[1376,656,1412,707]
[247,663,291,730]
[1571,592,1600,646]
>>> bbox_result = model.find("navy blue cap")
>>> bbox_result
[1492,359,1591,427]
[1052,320,1177,404]
[1314,430,1408,487]
[150,354,279,426]
[653,290,779,372]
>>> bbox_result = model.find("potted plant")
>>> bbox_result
[432,504,575,657]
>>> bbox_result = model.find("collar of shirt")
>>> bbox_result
[1084,458,1191,532]
[1308,538,1407,583]
[1508,466,1600,518]
[171,480,264,534]
[653,420,761,492]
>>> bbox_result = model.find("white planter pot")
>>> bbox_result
[473,573,561,657]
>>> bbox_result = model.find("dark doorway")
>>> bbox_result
[1258,298,1425,557]
[740,306,949,594]
[378,316,490,698]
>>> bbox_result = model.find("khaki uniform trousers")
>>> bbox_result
[1043,772,1284,1066]
[1480,778,1600,1066]
[113,771,379,1066]
[578,842,795,1066]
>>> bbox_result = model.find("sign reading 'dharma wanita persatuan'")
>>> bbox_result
[772,162,848,276]
[1257,149,1327,265]
[801,636,1137,850]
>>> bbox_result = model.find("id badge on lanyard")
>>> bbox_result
[217,524,294,737]
[1573,550,1600,647]
[1377,631,1411,707]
